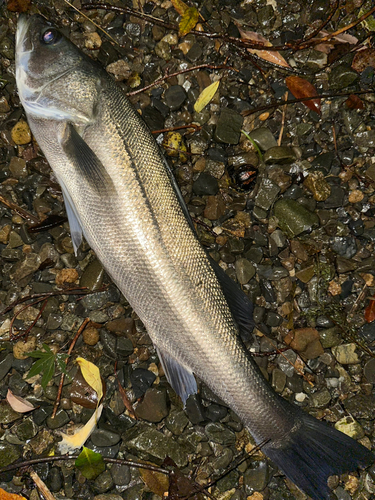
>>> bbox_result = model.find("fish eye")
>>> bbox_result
[41,28,62,45]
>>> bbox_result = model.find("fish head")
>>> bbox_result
[16,14,103,125]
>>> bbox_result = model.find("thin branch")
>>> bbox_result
[0,194,39,224]
[52,317,91,418]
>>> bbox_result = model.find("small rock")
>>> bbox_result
[10,253,41,282]
[165,409,189,435]
[277,349,297,377]
[0,400,22,424]
[0,442,21,467]
[249,128,277,151]
[364,358,375,383]
[274,199,319,237]
[130,368,156,398]
[204,195,226,220]
[271,368,286,393]
[13,336,36,360]
[85,32,102,50]
[11,120,31,145]
[135,387,169,422]
[254,178,280,211]
[193,172,219,196]
[106,59,131,81]
[243,460,269,494]
[80,259,105,291]
[91,428,121,447]
[330,64,358,89]
[235,258,255,284]
[0,224,11,244]
[344,394,375,419]
[0,96,10,113]
[214,108,243,144]
[284,328,324,359]
[348,189,364,203]
[310,388,331,408]
[303,171,331,201]
[83,326,100,346]
[205,422,235,445]
[332,343,359,364]
[9,157,28,178]
[335,416,365,440]
[264,146,296,164]
[110,464,131,487]
[164,85,187,110]
[55,268,79,286]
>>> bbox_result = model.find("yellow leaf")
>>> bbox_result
[76,357,103,403]
[179,7,199,37]
[171,0,188,15]
[194,80,220,113]
[58,404,103,454]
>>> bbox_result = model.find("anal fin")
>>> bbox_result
[156,347,197,406]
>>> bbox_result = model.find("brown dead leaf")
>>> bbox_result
[285,76,321,115]
[352,48,375,73]
[6,0,31,12]
[345,94,364,110]
[6,389,35,413]
[139,465,169,496]
[237,26,290,69]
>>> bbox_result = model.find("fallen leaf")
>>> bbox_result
[58,404,103,454]
[352,48,375,73]
[285,76,321,115]
[6,0,31,12]
[140,463,169,496]
[346,94,364,110]
[237,26,290,69]
[75,447,106,480]
[70,369,105,409]
[0,488,27,500]
[76,357,103,404]
[6,389,35,413]
[365,296,375,323]
[171,0,188,15]
[194,80,220,113]
[179,7,199,37]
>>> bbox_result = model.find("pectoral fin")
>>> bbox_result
[60,122,114,194]
[156,347,197,405]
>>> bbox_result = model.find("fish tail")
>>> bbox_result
[262,409,374,500]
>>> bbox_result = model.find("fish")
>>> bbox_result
[15,14,374,499]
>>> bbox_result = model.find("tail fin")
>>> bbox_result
[263,409,374,500]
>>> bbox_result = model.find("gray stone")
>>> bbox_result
[329,64,358,90]
[235,258,255,284]
[80,259,105,291]
[243,460,270,494]
[274,199,319,237]
[264,146,296,164]
[165,409,189,435]
[0,353,13,381]
[271,368,286,393]
[164,85,187,110]
[344,394,375,419]
[205,422,235,445]
[123,423,189,466]
[249,128,277,151]
[135,387,169,423]
[193,172,219,196]
[91,429,121,447]
[214,108,243,144]
[332,343,359,364]
[0,442,21,467]
[110,463,131,486]
[255,178,280,211]
[46,409,70,429]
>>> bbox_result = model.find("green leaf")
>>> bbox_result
[75,447,105,479]
[27,344,67,390]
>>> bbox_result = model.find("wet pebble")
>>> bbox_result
[274,199,319,237]
[193,172,219,195]
[271,368,286,393]
[0,442,21,467]
[93,470,114,494]
[46,409,70,429]
[249,128,277,151]
[264,146,296,164]
[277,349,297,377]
[214,108,243,144]
[110,463,131,486]
[165,409,189,435]
[205,422,235,445]
[254,178,280,212]
[243,460,270,494]
[11,120,31,145]
[303,171,331,201]
[164,85,187,110]
[344,394,375,419]
[329,64,358,89]
[91,428,121,447]
[235,258,255,284]
[331,343,359,365]
[364,358,375,383]
[80,258,105,291]
[284,328,324,359]
[335,415,365,440]
[135,387,168,422]
[130,368,156,398]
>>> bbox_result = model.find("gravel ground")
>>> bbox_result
[1,0,375,499]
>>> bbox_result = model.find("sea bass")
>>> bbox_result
[16,15,373,499]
